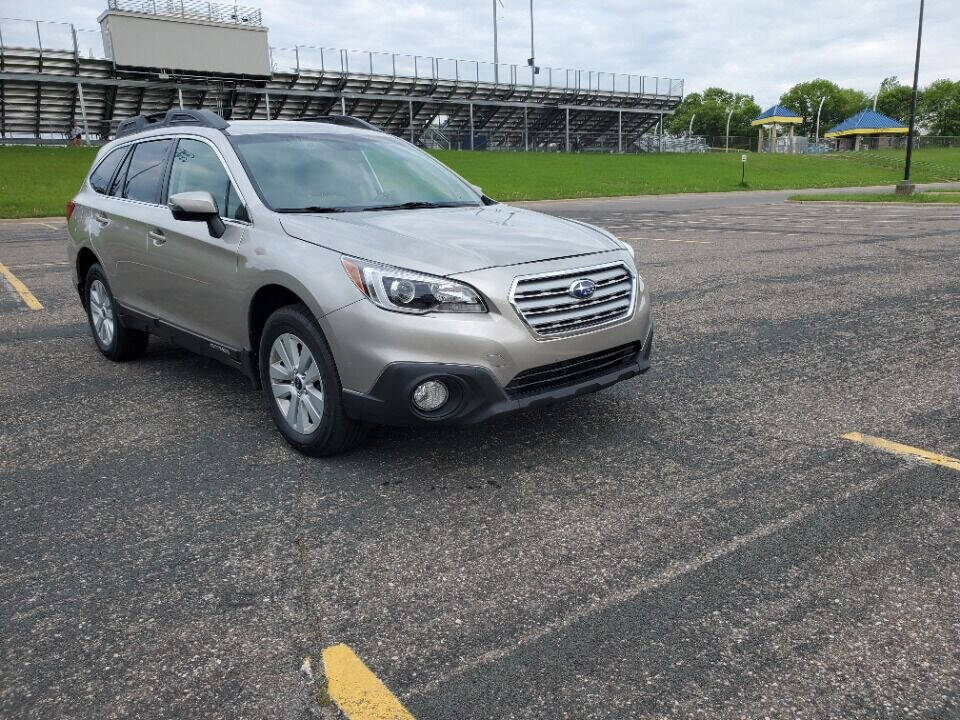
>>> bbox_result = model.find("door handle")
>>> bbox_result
[94,213,110,226]
[148,229,166,246]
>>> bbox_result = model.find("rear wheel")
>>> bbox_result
[84,264,148,361]
[258,304,368,456]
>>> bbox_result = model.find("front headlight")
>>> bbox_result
[341,257,486,314]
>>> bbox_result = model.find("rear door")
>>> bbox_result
[82,144,135,297]
[105,138,176,314]
[144,137,248,348]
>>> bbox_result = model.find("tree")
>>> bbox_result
[666,87,760,139]
[920,79,960,135]
[875,76,914,124]
[779,79,870,136]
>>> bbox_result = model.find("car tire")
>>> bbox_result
[84,263,149,361]
[258,304,368,456]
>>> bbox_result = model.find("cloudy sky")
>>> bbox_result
[9,0,960,106]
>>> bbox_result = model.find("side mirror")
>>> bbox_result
[168,191,225,238]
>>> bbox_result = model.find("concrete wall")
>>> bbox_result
[98,11,270,76]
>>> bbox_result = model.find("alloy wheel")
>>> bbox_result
[269,332,325,434]
[89,279,115,347]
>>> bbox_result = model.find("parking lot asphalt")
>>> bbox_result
[1,196,958,719]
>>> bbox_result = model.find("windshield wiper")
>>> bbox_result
[275,201,477,213]
[362,201,476,212]
[275,206,352,213]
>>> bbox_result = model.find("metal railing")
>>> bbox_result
[0,15,682,98]
[269,44,683,96]
[106,0,262,25]
[0,18,110,58]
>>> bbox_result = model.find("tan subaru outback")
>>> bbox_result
[67,109,653,455]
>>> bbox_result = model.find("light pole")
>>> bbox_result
[872,80,884,111]
[492,0,497,82]
[814,96,826,144]
[492,0,502,83]
[527,0,537,84]
[688,112,696,137]
[725,107,734,152]
[899,0,924,194]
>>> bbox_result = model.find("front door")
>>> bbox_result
[143,137,249,349]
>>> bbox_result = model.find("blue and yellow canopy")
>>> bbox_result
[751,105,802,127]
[824,109,908,138]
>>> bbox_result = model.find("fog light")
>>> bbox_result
[412,380,449,412]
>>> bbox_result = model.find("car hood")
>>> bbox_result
[278,204,619,275]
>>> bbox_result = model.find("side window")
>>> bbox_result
[89,146,129,194]
[123,139,174,204]
[168,139,247,221]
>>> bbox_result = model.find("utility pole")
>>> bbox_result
[725,108,733,152]
[899,0,924,194]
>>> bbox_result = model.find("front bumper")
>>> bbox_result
[341,321,654,427]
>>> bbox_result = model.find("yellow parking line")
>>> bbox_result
[842,432,960,472]
[323,644,415,720]
[0,261,43,310]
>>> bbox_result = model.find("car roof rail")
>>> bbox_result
[114,108,229,138]
[114,114,158,138]
[302,115,381,132]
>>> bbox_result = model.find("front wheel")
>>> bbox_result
[258,304,368,456]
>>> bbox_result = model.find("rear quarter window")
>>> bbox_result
[88,146,129,194]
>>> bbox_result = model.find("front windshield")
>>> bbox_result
[232,132,481,212]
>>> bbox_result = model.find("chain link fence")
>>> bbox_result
[424,132,753,154]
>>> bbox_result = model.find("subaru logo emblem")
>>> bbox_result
[568,278,596,300]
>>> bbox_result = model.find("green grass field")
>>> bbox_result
[433,148,960,201]
[1,145,959,218]
[0,147,98,219]
[789,192,960,204]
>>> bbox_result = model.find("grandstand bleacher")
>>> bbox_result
[0,4,682,150]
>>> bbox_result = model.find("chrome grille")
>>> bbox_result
[510,262,635,338]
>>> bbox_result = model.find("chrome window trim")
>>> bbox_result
[508,260,637,342]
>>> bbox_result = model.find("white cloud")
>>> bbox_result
[10,0,959,106]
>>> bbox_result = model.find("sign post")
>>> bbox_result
[740,154,747,185]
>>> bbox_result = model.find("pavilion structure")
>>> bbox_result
[824,109,908,151]
[751,105,802,153]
